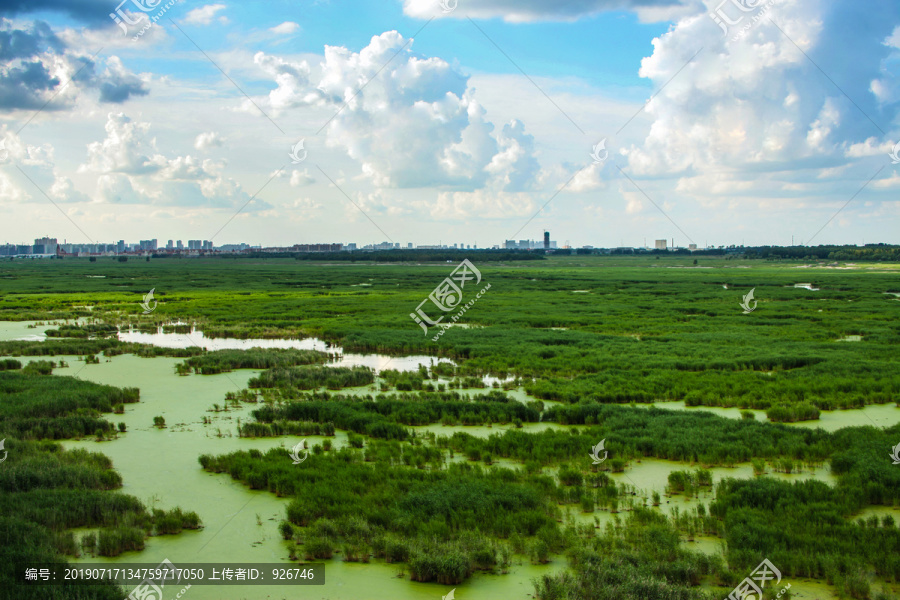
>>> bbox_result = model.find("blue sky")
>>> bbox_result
[1,0,899,248]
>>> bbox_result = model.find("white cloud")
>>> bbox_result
[568,163,607,193]
[0,127,89,204]
[845,137,894,158]
[194,132,224,151]
[183,4,227,25]
[80,113,257,209]
[244,31,545,215]
[290,169,315,186]
[270,21,300,35]
[289,197,323,219]
[620,0,900,205]
[427,189,537,220]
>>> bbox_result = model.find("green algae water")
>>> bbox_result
[4,321,890,600]
[646,400,900,432]
[3,352,561,599]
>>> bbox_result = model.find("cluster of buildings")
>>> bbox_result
[2,232,721,259]
[0,237,232,257]
[505,232,559,250]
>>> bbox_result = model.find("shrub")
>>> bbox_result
[23,360,53,375]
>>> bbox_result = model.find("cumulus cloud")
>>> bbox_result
[183,4,227,26]
[244,31,545,214]
[91,55,150,103]
[401,0,697,23]
[194,131,224,150]
[0,20,148,111]
[620,0,900,200]
[79,112,261,209]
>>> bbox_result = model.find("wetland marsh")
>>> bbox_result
[1,255,899,600]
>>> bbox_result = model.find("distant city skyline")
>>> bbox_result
[3,233,887,258]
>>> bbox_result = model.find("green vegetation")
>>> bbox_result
[240,390,539,440]
[486,405,830,465]
[0,358,22,370]
[177,347,328,374]
[708,423,900,599]
[204,403,900,596]
[1,256,897,414]
[4,254,900,599]
[200,446,560,584]
[0,337,203,359]
[534,509,721,600]
[248,365,374,390]
[0,374,201,599]
[44,323,118,338]
[0,371,139,439]
[22,360,54,375]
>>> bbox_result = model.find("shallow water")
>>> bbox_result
[2,322,881,599]
[0,319,56,341]
[0,320,442,374]
[1,353,559,599]
[644,401,900,432]
[118,327,440,373]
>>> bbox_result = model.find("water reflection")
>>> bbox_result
[116,326,442,373]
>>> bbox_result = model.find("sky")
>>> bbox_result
[0,0,899,249]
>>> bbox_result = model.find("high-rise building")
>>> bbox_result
[188,240,202,250]
[33,237,57,254]
[655,239,667,250]
[544,231,550,250]
[167,240,174,250]
[176,240,184,250]
[117,240,125,254]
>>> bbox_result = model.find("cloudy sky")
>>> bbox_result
[0,0,898,248]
